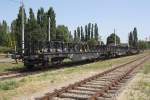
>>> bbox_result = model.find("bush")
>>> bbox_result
[0,80,19,91]
[0,46,12,53]
[87,38,98,46]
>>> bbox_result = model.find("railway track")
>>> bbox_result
[35,56,149,100]
[0,55,133,81]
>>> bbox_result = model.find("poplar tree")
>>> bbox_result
[87,23,91,40]
[11,7,26,50]
[37,7,47,39]
[81,26,84,42]
[77,26,81,41]
[129,32,133,47]
[91,24,94,39]
[74,30,77,42]
[0,21,9,46]
[85,25,88,42]
[133,27,138,47]
[94,23,99,41]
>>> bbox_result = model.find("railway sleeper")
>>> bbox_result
[67,89,96,95]
[59,93,90,100]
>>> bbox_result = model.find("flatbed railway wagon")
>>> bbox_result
[19,41,139,68]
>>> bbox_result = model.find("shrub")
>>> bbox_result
[0,80,19,91]
[0,46,12,53]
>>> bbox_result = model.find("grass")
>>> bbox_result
[0,80,19,91]
[0,62,24,73]
[142,63,150,74]
[128,79,150,100]
[0,53,148,100]
[122,59,150,100]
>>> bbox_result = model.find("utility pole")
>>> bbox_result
[114,29,116,46]
[146,37,148,50]
[99,36,101,45]
[128,33,130,47]
[48,17,51,42]
[21,0,25,54]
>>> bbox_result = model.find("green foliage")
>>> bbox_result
[91,24,94,39]
[85,25,88,41]
[10,7,27,50]
[0,20,12,47]
[106,33,120,45]
[129,31,133,47]
[47,7,56,41]
[87,23,91,40]
[0,46,12,53]
[74,30,77,41]
[0,21,13,53]
[94,23,99,41]
[56,25,71,42]
[138,40,147,49]
[128,27,138,48]
[77,26,81,41]
[26,8,44,44]
[0,80,19,91]
[143,63,150,74]
[81,26,84,42]
[73,23,101,45]
[138,41,146,49]
[10,6,57,52]
[68,31,73,42]
[87,38,98,46]
[133,27,138,47]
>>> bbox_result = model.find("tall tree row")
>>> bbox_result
[0,21,9,46]
[73,23,100,45]
[0,20,12,47]
[11,7,58,50]
[11,7,27,50]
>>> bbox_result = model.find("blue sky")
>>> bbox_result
[0,0,150,43]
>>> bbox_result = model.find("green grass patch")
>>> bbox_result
[0,62,24,73]
[142,63,150,74]
[0,80,19,91]
[0,46,12,53]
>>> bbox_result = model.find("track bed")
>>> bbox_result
[36,56,149,100]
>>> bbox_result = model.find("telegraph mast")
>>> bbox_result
[21,0,25,54]
[114,29,116,46]
[48,17,51,42]
[128,33,130,47]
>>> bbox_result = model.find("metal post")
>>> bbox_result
[21,0,24,54]
[128,33,130,47]
[114,29,116,46]
[146,37,148,50]
[48,17,51,42]
[99,36,101,45]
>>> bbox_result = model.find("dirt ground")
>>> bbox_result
[117,58,150,100]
